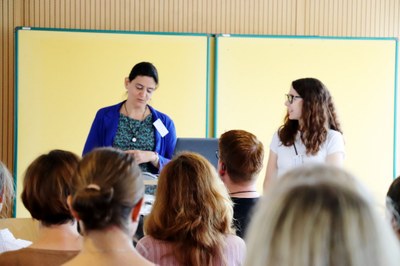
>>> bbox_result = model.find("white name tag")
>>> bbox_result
[153,119,169,137]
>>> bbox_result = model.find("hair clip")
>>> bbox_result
[86,184,101,191]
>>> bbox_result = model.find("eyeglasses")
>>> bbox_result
[215,150,220,159]
[285,94,302,104]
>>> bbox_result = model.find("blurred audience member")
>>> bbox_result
[0,150,82,265]
[386,175,400,239]
[0,161,31,252]
[246,165,400,266]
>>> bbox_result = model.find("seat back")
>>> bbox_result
[173,138,219,169]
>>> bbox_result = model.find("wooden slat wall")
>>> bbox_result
[1,0,400,182]
[303,0,400,36]
[1,0,22,174]
[13,0,298,34]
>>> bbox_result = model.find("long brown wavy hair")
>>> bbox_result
[279,78,342,155]
[144,152,235,266]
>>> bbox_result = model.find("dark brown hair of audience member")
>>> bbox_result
[21,150,79,226]
[387,176,400,236]
[144,152,234,266]
[279,78,342,155]
[71,147,144,234]
[219,129,264,184]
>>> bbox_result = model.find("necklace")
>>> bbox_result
[85,248,133,253]
[124,102,147,143]
[229,190,257,195]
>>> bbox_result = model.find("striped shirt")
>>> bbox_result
[136,234,246,266]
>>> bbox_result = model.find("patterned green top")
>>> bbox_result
[113,113,155,173]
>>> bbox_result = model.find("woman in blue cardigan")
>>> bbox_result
[83,62,177,174]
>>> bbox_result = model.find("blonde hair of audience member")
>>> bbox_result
[65,147,153,266]
[0,161,14,218]
[245,165,400,266]
[0,161,31,254]
[143,152,238,266]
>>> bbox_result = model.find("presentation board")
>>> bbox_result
[215,35,398,206]
[14,29,399,216]
[15,28,210,217]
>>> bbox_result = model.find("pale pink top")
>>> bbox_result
[136,234,246,266]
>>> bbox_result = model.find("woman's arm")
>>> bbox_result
[326,152,344,167]
[263,150,278,193]
[82,110,104,155]
[325,130,345,167]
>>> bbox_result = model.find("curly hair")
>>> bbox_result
[71,147,144,234]
[144,152,234,266]
[279,78,342,155]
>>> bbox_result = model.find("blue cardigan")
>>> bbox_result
[83,101,177,173]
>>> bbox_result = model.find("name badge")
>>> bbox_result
[153,119,169,137]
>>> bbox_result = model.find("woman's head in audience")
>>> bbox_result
[386,176,400,239]
[0,161,14,218]
[70,147,144,235]
[144,152,234,265]
[245,165,400,266]
[21,150,79,225]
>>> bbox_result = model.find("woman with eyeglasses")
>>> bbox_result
[263,77,345,191]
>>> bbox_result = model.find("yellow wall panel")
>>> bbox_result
[15,28,210,217]
[3,0,400,217]
[215,36,397,206]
